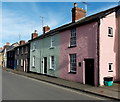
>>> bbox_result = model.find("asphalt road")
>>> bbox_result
[2,68,110,100]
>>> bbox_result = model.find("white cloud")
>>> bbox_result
[1,4,64,47]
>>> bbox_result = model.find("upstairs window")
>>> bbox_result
[25,46,28,53]
[21,59,23,66]
[33,42,36,50]
[11,52,13,57]
[70,28,76,47]
[21,47,24,54]
[17,48,19,55]
[9,52,10,57]
[108,27,113,37]
[51,36,55,47]
[69,54,76,73]
[50,56,55,69]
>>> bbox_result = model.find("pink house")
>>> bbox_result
[60,3,120,86]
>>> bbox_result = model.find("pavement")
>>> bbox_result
[2,67,120,100]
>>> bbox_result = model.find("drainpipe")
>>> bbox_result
[97,19,100,86]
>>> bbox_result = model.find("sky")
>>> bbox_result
[0,2,119,47]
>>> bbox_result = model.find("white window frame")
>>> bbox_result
[33,42,36,51]
[21,59,23,66]
[17,48,19,54]
[17,60,19,65]
[50,56,55,69]
[50,36,55,47]
[69,54,76,73]
[108,27,113,37]
[108,63,113,72]
[32,56,35,67]
[25,46,28,53]
[70,28,76,47]
[21,47,24,54]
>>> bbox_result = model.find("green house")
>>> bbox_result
[29,28,60,77]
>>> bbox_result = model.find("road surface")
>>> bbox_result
[2,68,111,100]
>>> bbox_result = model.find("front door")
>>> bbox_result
[44,57,47,74]
[85,59,94,86]
[24,60,26,72]
[26,59,28,72]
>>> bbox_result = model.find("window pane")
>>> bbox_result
[51,36,55,47]
[70,28,76,46]
[109,63,112,71]
[50,56,54,69]
[70,54,76,72]
[108,27,113,37]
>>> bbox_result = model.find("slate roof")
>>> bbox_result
[14,42,29,49]
[29,5,120,42]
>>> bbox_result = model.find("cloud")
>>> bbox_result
[2,9,35,42]
[1,3,64,47]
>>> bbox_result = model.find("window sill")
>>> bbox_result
[68,71,76,74]
[49,68,55,70]
[49,46,55,49]
[32,49,36,52]
[108,35,113,37]
[68,45,76,48]
[108,70,113,72]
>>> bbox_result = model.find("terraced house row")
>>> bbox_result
[0,3,120,86]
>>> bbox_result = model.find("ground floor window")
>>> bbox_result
[21,59,23,66]
[69,54,76,73]
[32,56,35,67]
[108,63,113,72]
[50,56,55,69]
[17,60,19,65]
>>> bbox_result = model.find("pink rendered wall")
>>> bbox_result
[60,22,99,86]
[99,12,118,86]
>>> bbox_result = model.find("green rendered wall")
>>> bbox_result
[30,33,60,77]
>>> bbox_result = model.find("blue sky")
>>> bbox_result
[1,2,118,47]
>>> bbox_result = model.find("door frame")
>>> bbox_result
[43,57,47,74]
[24,60,26,72]
[84,58,94,86]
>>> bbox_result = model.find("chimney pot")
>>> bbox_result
[43,26,50,34]
[32,30,38,39]
[74,3,77,7]
[20,40,25,45]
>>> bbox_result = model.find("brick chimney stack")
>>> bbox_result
[43,26,50,34]
[0,47,2,50]
[6,42,10,46]
[32,30,38,39]
[20,40,25,45]
[72,3,86,23]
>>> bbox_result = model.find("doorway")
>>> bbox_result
[84,59,94,86]
[43,57,47,74]
[24,60,26,72]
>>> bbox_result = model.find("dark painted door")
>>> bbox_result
[44,57,47,74]
[14,60,17,70]
[85,59,94,86]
